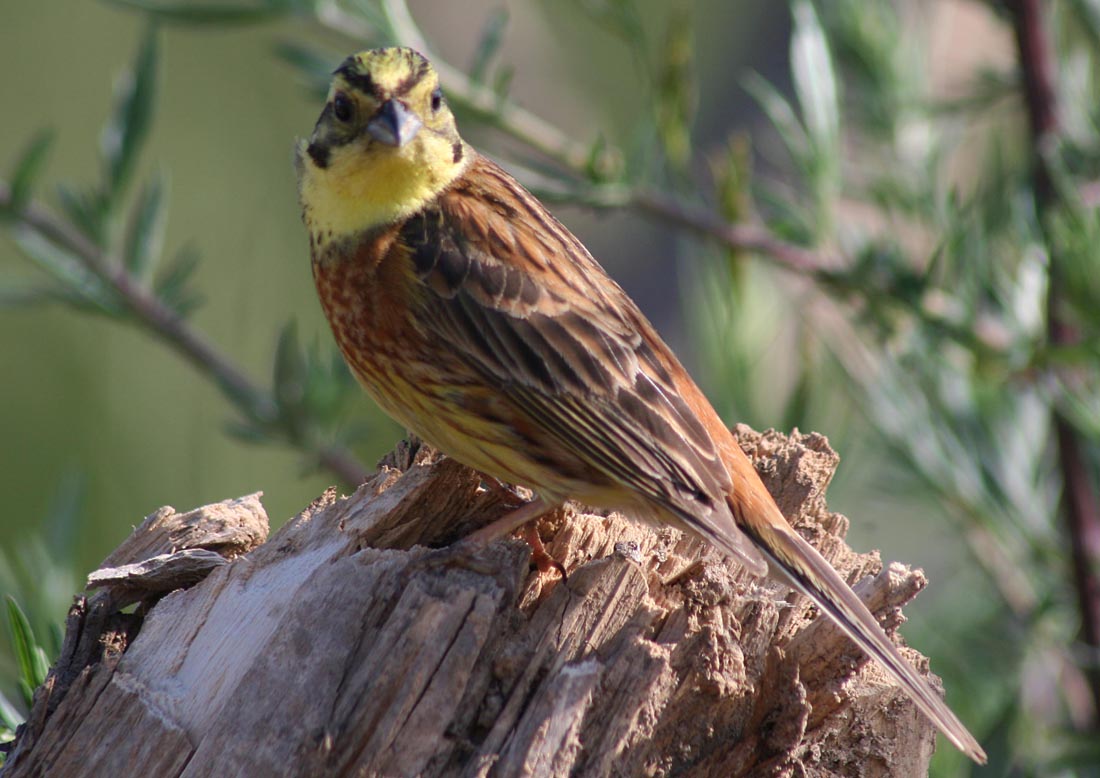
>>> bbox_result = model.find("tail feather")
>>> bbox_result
[744,512,987,764]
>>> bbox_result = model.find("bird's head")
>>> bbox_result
[297,47,471,237]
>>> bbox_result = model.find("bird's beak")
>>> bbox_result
[366,99,422,148]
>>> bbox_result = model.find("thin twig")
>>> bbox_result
[503,161,837,275]
[1009,0,1100,724]
[0,182,370,487]
[631,190,835,274]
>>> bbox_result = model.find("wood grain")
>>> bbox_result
[3,429,941,777]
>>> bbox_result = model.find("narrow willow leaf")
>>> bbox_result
[14,230,91,289]
[274,321,307,415]
[470,8,509,85]
[742,72,809,165]
[31,647,51,687]
[101,27,158,204]
[781,338,814,431]
[654,7,695,172]
[6,130,56,215]
[48,622,64,660]
[154,243,203,317]
[56,183,108,246]
[0,284,70,308]
[124,171,168,282]
[5,597,42,703]
[1064,0,1100,57]
[0,691,22,731]
[790,0,839,154]
[12,230,121,315]
[491,66,514,101]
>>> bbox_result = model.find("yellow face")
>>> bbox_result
[297,47,472,238]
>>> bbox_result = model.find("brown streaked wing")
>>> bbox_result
[399,155,767,575]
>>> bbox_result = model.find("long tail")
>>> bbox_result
[735,502,987,764]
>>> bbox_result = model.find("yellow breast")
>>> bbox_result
[297,137,471,237]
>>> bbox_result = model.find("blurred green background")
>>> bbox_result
[0,0,787,574]
[4,0,1100,774]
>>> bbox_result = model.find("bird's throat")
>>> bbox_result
[298,138,471,239]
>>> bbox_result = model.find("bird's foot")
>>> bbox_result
[522,522,567,580]
[467,490,568,579]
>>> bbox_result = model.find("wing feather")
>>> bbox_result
[400,155,767,574]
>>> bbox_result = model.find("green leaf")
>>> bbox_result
[298,341,358,425]
[654,6,695,173]
[12,230,122,316]
[32,646,51,687]
[491,65,514,102]
[17,680,33,711]
[48,622,65,660]
[781,341,813,431]
[102,0,293,26]
[742,71,809,165]
[469,8,509,85]
[153,242,203,317]
[0,284,71,309]
[13,230,87,287]
[585,134,622,183]
[6,596,48,706]
[123,171,168,282]
[6,129,56,215]
[0,690,23,731]
[101,26,158,204]
[1065,0,1100,53]
[273,321,307,416]
[790,0,839,153]
[56,183,109,246]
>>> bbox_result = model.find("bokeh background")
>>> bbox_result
[3,1,1099,775]
[0,0,790,574]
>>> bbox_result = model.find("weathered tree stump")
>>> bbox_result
[2,427,945,777]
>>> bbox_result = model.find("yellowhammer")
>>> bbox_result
[297,47,985,764]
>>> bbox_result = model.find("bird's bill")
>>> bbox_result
[367,99,422,148]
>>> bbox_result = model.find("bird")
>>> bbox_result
[296,46,986,764]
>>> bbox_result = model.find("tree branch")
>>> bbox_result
[0,182,369,487]
[631,189,835,274]
[315,0,835,278]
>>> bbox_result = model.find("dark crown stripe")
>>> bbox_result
[334,60,376,96]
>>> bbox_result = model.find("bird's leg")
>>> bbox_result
[522,523,566,577]
[466,492,567,578]
[466,496,552,543]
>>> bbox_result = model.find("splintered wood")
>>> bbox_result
[3,429,940,777]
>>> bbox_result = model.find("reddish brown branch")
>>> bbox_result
[1009,0,1100,723]
[631,190,837,275]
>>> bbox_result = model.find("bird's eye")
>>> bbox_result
[430,87,443,113]
[332,94,353,123]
